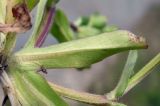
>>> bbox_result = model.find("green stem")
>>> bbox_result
[3,0,39,55]
[25,0,58,48]
[124,53,160,94]
[107,50,137,100]
[49,82,126,106]
[49,82,110,105]
[26,0,39,11]
[24,0,48,48]
[0,0,39,105]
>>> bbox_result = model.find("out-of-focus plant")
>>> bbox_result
[0,0,159,106]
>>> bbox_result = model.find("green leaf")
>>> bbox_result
[47,0,59,7]
[74,13,107,29]
[15,30,147,69]
[10,70,40,105]
[24,71,68,106]
[51,9,74,42]
[25,0,58,48]
[74,13,117,39]
[9,68,68,106]
[11,0,39,11]
[77,26,100,38]
[88,13,107,29]
[74,16,90,26]
[25,0,48,48]
[107,50,138,100]
[25,0,39,11]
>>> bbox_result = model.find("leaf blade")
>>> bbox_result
[24,71,68,106]
[51,9,74,42]
[24,0,48,48]
[9,68,68,106]
[16,30,147,69]
[107,50,138,100]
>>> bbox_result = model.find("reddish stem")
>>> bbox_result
[35,7,56,47]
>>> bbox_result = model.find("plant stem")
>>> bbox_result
[48,82,110,105]
[124,53,160,94]
[25,0,57,48]
[49,82,127,106]
[3,0,39,55]
[106,50,137,100]
[35,7,56,47]
[0,70,20,106]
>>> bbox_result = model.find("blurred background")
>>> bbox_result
[2,0,160,106]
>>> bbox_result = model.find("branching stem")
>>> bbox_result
[49,82,126,106]
[124,53,160,94]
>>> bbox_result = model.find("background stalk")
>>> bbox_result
[124,53,160,94]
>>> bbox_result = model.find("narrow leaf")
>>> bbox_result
[10,70,40,106]
[25,0,58,48]
[35,7,56,47]
[15,30,147,69]
[88,13,107,29]
[34,0,59,47]
[24,0,48,48]
[9,68,68,106]
[107,50,138,100]
[24,71,68,106]
[74,16,90,26]
[26,0,39,11]
[74,13,117,39]
[51,9,74,42]
[77,26,100,38]
[125,53,160,94]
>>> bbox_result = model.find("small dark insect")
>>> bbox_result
[0,64,8,75]
[37,66,48,74]
[2,95,9,106]
[0,65,8,70]
[70,23,78,32]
